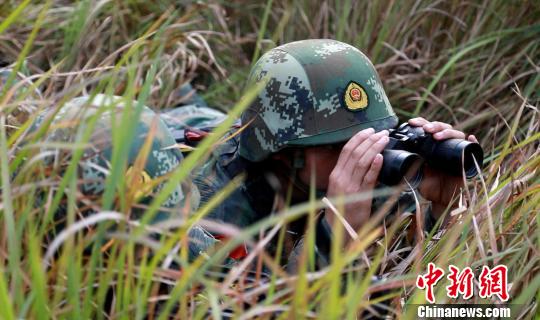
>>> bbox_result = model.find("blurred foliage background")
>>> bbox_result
[0,0,539,319]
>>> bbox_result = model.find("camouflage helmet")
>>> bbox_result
[239,39,398,162]
[30,94,198,221]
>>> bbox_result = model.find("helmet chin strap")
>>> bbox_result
[288,150,327,199]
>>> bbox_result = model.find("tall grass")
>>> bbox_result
[0,0,539,319]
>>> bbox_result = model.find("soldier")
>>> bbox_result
[188,39,479,270]
[29,94,214,261]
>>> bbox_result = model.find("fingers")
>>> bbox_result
[410,118,454,131]
[409,118,453,133]
[410,118,475,141]
[422,121,453,133]
[362,153,383,186]
[334,128,374,171]
[468,135,478,143]
[349,133,388,182]
[341,130,388,178]
[432,128,466,140]
[330,128,388,193]
[408,117,428,126]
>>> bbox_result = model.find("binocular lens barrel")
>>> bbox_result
[376,123,484,186]
[379,140,483,186]
[428,139,484,178]
[379,149,424,187]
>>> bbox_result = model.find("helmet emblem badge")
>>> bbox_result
[344,81,369,111]
[126,166,153,199]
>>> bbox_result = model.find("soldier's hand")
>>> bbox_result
[408,117,478,217]
[325,128,390,235]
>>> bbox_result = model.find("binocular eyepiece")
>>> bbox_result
[378,123,484,187]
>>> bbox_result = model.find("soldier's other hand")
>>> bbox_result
[325,128,389,237]
[408,117,478,218]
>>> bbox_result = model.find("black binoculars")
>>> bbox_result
[378,123,484,187]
